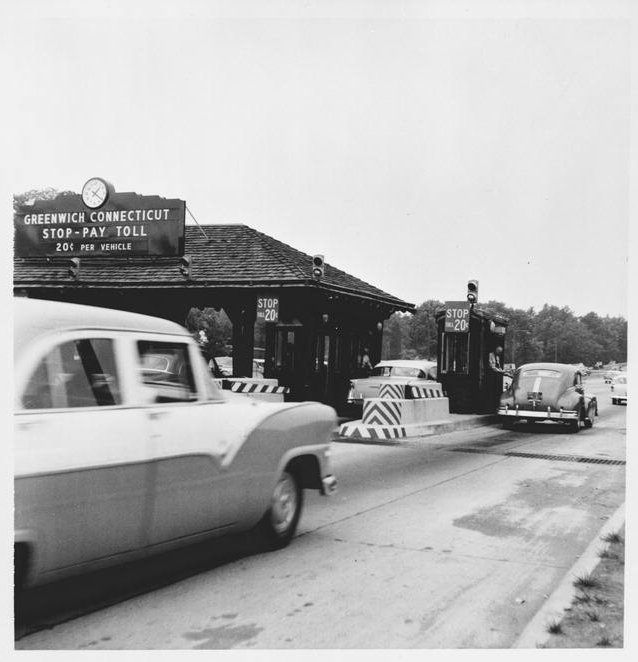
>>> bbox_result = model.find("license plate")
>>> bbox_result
[527,391,542,401]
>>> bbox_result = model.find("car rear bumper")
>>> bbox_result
[498,406,579,420]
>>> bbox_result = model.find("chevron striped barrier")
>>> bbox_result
[338,423,408,440]
[378,383,407,399]
[376,381,444,400]
[221,379,289,394]
[407,384,444,399]
[362,399,403,425]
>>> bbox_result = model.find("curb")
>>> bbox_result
[513,502,626,649]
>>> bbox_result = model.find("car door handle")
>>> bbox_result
[17,419,43,431]
[147,410,168,421]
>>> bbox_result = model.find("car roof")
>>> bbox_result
[14,297,188,356]
[376,360,436,368]
[518,362,578,374]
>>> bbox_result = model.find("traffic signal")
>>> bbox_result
[68,257,80,279]
[179,255,192,279]
[467,279,479,304]
[312,255,325,281]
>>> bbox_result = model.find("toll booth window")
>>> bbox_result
[137,341,197,402]
[275,330,295,371]
[22,338,121,409]
[441,333,469,374]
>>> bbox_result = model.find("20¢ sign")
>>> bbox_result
[444,301,470,333]
[257,297,279,322]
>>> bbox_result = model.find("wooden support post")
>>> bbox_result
[225,297,257,377]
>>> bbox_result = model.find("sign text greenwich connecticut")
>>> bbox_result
[14,189,186,258]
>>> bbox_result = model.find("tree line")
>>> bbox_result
[381,300,627,368]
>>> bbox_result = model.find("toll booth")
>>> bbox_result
[435,302,508,414]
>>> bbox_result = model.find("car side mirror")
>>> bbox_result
[575,386,584,395]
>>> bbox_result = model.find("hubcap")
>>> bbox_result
[271,473,298,535]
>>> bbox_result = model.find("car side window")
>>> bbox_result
[22,338,121,410]
[137,340,197,403]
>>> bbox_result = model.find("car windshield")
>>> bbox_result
[520,369,561,378]
[370,366,425,378]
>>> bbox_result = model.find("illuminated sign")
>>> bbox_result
[14,190,185,257]
[444,301,470,333]
[257,297,279,322]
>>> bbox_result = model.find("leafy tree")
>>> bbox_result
[14,187,76,210]
[185,307,232,359]
[385,299,626,367]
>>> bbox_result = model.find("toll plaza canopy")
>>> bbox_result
[14,223,414,409]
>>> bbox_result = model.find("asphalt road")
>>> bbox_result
[16,376,625,649]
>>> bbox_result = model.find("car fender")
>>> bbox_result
[557,389,582,412]
[232,402,336,504]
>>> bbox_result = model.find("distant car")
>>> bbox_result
[604,370,622,384]
[572,363,590,377]
[497,362,597,432]
[611,374,627,405]
[14,298,337,592]
[211,356,265,379]
[347,359,438,404]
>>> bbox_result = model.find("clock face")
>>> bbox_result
[82,178,109,209]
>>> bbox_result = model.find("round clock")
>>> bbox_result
[82,177,109,209]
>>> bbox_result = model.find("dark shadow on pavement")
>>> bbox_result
[15,530,268,641]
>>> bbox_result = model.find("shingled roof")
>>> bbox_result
[14,224,414,311]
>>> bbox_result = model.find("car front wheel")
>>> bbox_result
[258,470,303,550]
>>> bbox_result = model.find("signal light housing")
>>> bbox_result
[467,279,478,304]
[68,257,80,279]
[312,254,325,281]
[179,255,192,279]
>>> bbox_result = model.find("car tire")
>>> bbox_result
[570,413,581,433]
[584,404,595,428]
[257,470,303,550]
[14,544,27,594]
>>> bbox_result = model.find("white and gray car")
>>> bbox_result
[610,374,627,405]
[14,298,337,592]
[347,359,438,404]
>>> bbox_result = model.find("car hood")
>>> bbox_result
[217,399,336,466]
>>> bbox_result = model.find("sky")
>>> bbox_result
[2,0,632,317]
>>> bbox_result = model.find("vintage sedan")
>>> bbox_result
[347,359,438,404]
[14,298,337,592]
[611,374,627,405]
[497,362,597,431]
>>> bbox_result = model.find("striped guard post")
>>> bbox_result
[407,384,444,399]
[338,423,408,440]
[377,382,407,399]
[362,399,403,426]
[222,380,289,394]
